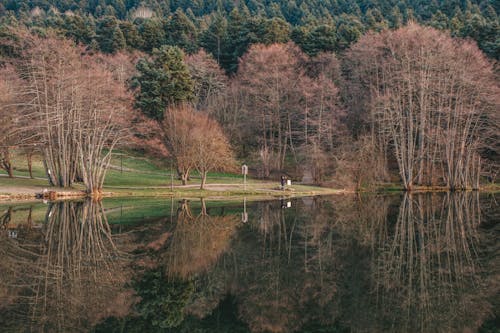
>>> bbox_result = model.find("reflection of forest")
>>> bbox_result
[167,194,498,333]
[366,193,499,333]
[0,194,497,333]
[0,200,134,332]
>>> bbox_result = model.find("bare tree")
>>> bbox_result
[191,112,235,189]
[17,35,131,194]
[0,66,20,178]
[163,104,235,188]
[346,23,498,190]
[162,105,197,185]
[185,49,228,111]
[235,43,342,177]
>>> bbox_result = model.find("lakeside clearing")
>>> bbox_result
[0,175,347,202]
[1,151,497,203]
[0,169,350,202]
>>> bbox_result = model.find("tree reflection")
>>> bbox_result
[183,198,340,333]
[0,200,131,332]
[2,194,494,333]
[164,199,239,279]
[366,192,493,333]
[179,194,496,333]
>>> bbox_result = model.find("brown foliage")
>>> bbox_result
[345,23,499,190]
[16,35,134,192]
[163,105,235,188]
[234,43,342,177]
[164,200,238,279]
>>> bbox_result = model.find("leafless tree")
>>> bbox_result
[346,23,498,190]
[190,111,236,189]
[0,66,21,178]
[163,104,235,188]
[17,35,130,195]
[185,49,228,112]
[235,43,342,177]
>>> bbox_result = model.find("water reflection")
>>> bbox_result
[0,193,497,333]
[0,200,131,332]
[165,198,239,278]
[369,193,489,333]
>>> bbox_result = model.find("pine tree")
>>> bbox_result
[96,16,126,53]
[133,45,194,120]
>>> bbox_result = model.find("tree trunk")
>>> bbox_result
[200,171,207,190]
[1,148,14,178]
[27,152,33,179]
[181,172,188,185]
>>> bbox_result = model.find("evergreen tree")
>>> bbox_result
[132,45,194,120]
[119,20,143,49]
[200,12,227,65]
[96,16,126,53]
[165,8,198,54]
[139,18,166,52]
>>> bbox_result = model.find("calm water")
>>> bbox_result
[0,193,498,333]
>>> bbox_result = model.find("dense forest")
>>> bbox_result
[0,0,498,71]
[0,1,498,192]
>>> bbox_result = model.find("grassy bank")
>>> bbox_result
[1,150,497,202]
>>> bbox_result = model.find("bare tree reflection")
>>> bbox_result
[0,200,131,332]
[370,192,491,333]
[183,198,340,333]
[164,199,239,279]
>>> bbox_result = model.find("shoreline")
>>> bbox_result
[1,182,498,204]
[0,183,350,203]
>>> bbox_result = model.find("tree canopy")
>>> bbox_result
[0,0,497,74]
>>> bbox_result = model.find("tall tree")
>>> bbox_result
[0,66,19,178]
[132,45,194,120]
[18,35,131,194]
[235,43,341,177]
[185,49,227,111]
[96,16,126,53]
[345,23,498,190]
[162,104,234,187]
[165,8,198,54]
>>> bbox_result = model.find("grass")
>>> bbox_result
[0,176,49,187]
[0,196,251,227]
[0,150,341,200]
[0,150,253,188]
[3,150,496,201]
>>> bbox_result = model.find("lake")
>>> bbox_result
[0,193,498,332]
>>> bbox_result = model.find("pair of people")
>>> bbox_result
[280,175,288,190]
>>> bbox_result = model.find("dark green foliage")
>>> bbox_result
[300,24,338,56]
[118,20,141,49]
[138,18,166,52]
[134,268,194,329]
[132,45,194,120]
[62,14,96,45]
[93,268,195,333]
[199,12,227,64]
[165,8,198,54]
[96,16,125,53]
[0,0,498,64]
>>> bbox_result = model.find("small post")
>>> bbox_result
[120,154,123,174]
[242,197,248,223]
[242,164,248,190]
[170,160,174,191]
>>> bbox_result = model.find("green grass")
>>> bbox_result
[0,176,50,187]
[1,150,250,188]
[0,196,250,227]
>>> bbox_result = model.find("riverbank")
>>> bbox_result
[0,175,348,202]
[1,174,498,203]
